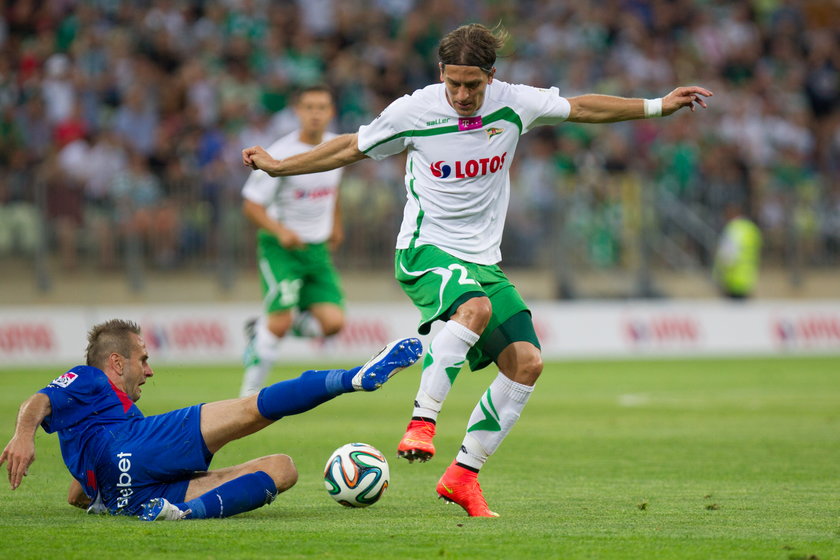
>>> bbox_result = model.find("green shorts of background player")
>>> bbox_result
[240,231,345,397]
[394,244,542,517]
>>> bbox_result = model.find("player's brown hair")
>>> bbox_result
[85,319,142,368]
[295,84,334,104]
[438,23,509,73]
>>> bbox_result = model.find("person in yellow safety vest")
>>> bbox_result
[713,203,762,299]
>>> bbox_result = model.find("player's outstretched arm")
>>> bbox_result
[566,86,713,123]
[243,133,367,177]
[0,393,51,490]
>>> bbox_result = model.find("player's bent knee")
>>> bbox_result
[322,317,345,336]
[528,354,544,379]
[268,324,291,338]
[266,313,293,338]
[469,297,493,320]
[454,296,493,330]
[519,350,543,385]
[263,454,298,492]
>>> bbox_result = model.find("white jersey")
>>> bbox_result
[242,130,343,243]
[357,80,571,264]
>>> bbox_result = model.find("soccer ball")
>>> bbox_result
[323,442,390,508]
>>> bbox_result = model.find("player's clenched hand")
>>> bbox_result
[275,227,305,250]
[328,227,344,252]
[661,86,713,116]
[0,436,36,490]
[242,146,280,176]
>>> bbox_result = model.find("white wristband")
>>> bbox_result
[643,98,663,118]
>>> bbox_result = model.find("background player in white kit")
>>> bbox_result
[240,85,347,397]
[242,23,713,517]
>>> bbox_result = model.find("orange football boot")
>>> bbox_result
[396,419,436,462]
[436,461,499,518]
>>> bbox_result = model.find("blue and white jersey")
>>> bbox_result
[38,366,144,498]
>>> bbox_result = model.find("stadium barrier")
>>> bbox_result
[1,300,839,367]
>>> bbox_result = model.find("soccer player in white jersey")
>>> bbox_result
[239,85,347,397]
[242,23,713,517]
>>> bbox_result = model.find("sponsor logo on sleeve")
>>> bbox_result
[51,371,78,388]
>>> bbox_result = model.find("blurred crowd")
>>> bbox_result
[0,0,838,280]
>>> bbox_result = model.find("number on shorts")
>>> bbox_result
[448,263,478,286]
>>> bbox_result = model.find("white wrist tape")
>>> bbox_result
[644,98,663,118]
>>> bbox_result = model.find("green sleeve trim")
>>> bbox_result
[484,107,524,134]
[361,106,524,154]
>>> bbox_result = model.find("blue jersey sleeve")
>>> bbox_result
[38,366,111,433]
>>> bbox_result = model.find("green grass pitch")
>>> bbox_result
[1,355,838,559]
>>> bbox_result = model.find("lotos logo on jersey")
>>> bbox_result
[431,152,508,180]
[430,161,452,178]
[294,187,334,200]
[51,371,78,388]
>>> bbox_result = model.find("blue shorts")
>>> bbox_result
[94,404,213,515]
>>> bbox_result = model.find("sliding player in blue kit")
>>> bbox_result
[1,319,421,520]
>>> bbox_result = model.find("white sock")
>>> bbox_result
[292,311,324,338]
[456,372,534,470]
[240,317,283,397]
[412,320,480,421]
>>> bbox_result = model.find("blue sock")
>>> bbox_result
[256,367,360,421]
[176,471,277,519]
